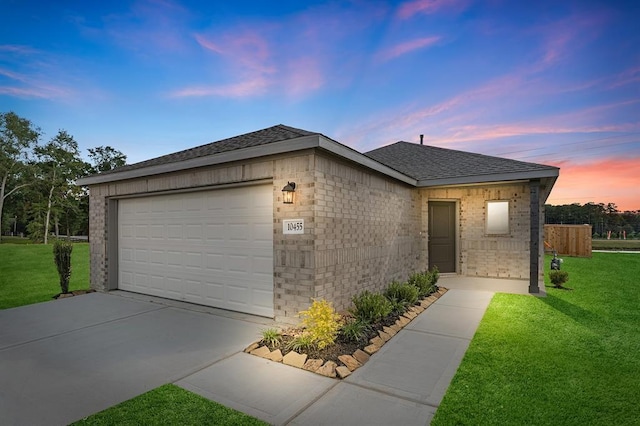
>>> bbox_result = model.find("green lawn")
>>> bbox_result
[592,239,640,250]
[432,252,640,425]
[0,242,90,309]
[71,384,268,426]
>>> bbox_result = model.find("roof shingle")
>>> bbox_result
[365,141,558,182]
[98,124,317,175]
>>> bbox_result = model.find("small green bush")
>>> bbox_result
[286,333,316,352]
[350,290,393,323]
[384,281,419,308]
[53,239,73,294]
[549,270,569,288]
[408,266,440,296]
[407,271,431,296]
[428,266,440,286]
[340,318,371,343]
[260,328,282,347]
[298,299,342,349]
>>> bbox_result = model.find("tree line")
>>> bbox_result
[545,202,640,239]
[1,111,126,243]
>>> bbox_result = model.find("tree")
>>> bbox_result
[0,112,40,242]
[33,130,86,244]
[87,146,126,173]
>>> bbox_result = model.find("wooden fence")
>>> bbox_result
[544,224,592,257]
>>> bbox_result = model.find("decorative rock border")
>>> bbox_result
[244,287,448,379]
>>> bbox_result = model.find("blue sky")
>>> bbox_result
[2,0,639,210]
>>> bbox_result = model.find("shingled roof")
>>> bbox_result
[78,124,558,188]
[365,141,558,186]
[99,124,317,175]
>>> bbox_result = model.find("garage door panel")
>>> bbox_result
[119,185,274,317]
[149,250,166,265]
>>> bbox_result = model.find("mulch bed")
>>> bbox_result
[245,287,448,378]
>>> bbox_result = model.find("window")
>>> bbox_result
[486,200,510,235]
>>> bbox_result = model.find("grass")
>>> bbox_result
[0,236,33,244]
[432,252,640,425]
[71,384,268,426]
[0,242,90,309]
[592,239,640,250]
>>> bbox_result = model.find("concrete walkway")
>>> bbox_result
[1,287,496,425]
[177,289,495,425]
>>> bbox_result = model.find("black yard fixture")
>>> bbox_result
[550,251,562,270]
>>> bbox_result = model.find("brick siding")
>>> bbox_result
[86,149,542,322]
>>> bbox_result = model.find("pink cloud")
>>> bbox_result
[609,65,640,89]
[170,78,270,98]
[284,57,324,98]
[0,67,72,100]
[546,157,640,211]
[173,30,276,99]
[532,11,609,70]
[396,0,470,20]
[195,32,273,74]
[376,36,441,62]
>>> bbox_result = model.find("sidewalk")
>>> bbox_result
[177,289,495,425]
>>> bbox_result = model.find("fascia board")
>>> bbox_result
[417,168,559,188]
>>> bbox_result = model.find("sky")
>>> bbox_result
[1,0,639,211]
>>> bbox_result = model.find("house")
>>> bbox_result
[77,124,559,322]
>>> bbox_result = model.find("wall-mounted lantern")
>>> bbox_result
[282,181,296,204]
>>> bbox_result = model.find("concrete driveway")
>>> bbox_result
[0,292,267,425]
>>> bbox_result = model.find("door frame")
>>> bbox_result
[427,199,460,274]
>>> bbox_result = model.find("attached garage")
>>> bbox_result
[79,124,558,321]
[117,184,274,317]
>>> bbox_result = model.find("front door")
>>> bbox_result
[428,201,456,273]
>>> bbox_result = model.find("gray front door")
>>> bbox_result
[428,201,456,273]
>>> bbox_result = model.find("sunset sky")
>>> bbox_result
[2,0,639,210]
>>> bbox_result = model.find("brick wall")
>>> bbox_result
[272,154,316,322]
[311,152,423,313]
[422,182,543,282]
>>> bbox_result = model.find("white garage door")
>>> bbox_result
[118,184,274,317]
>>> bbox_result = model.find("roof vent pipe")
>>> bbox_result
[420,134,424,145]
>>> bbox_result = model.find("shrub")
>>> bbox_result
[427,266,440,286]
[286,333,316,352]
[407,271,431,296]
[549,270,569,288]
[260,328,282,347]
[340,318,371,343]
[384,281,419,309]
[53,239,73,294]
[298,299,342,349]
[408,266,440,296]
[388,298,407,316]
[350,290,393,323]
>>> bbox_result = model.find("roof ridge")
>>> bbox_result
[92,124,318,176]
[274,123,319,137]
